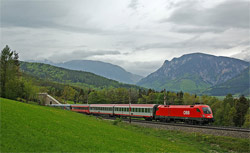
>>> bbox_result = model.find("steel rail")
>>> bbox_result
[101,116,250,133]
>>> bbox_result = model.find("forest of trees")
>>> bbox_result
[1,45,249,128]
[0,45,39,101]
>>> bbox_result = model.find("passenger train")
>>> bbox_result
[50,103,214,124]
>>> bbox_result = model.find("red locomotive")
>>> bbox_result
[155,105,214,124]
[51,103,214,124]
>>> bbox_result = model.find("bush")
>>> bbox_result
[113,118,122,125]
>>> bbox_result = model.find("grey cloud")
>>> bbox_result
[135,35,236,50]
[1,1,68,28]
[48,50,121,62]
[232,47,250,61]
[0,0,107,35]
[128,0,139,10]
[164,0,249,32]
[171,26,225,34]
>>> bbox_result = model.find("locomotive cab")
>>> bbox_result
[200,106,214,123]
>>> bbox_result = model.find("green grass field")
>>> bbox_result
[1,98,249,152]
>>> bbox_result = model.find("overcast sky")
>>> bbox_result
[1,0,249,76]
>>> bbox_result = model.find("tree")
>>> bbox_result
[224,94,234,107]
[0,45,20,99]
[243,108,250,128]
[78,89,85,103]
[234,95,249,126]
[62,86,76,102]
[223,103,235,126]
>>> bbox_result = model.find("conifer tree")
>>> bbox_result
[0,45,20,99]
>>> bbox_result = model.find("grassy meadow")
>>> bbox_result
[1,98,249,152]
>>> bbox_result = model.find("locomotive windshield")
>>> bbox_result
[202,107,211,114]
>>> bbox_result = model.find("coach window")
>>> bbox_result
[196,108,201,113]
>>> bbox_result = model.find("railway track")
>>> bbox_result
[101,116,250,133]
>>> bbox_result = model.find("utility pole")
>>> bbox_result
[164,89,166,105]
[129,89,131,123]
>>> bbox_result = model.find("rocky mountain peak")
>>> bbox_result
[137,53,249,92]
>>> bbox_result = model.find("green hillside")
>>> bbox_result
[1,98,249,152]
[140,74,211,93]
[20,61,140,90]
[205,67,250,96]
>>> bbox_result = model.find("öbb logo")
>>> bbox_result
[183,110,190,115]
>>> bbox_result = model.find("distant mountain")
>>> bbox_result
[35,60,143,84]
[20,62,141,90]
[137,53,249,93]
[204,67,250,96]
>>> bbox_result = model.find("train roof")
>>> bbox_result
[158,105,210,108]
[114,104,156,107]
[87,104,156,107]
[50,104,71,106]
[71,104,89,106]
[90,104,116,107]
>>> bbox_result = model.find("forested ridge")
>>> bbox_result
[1,45,249,128]
[20,61,140,89]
